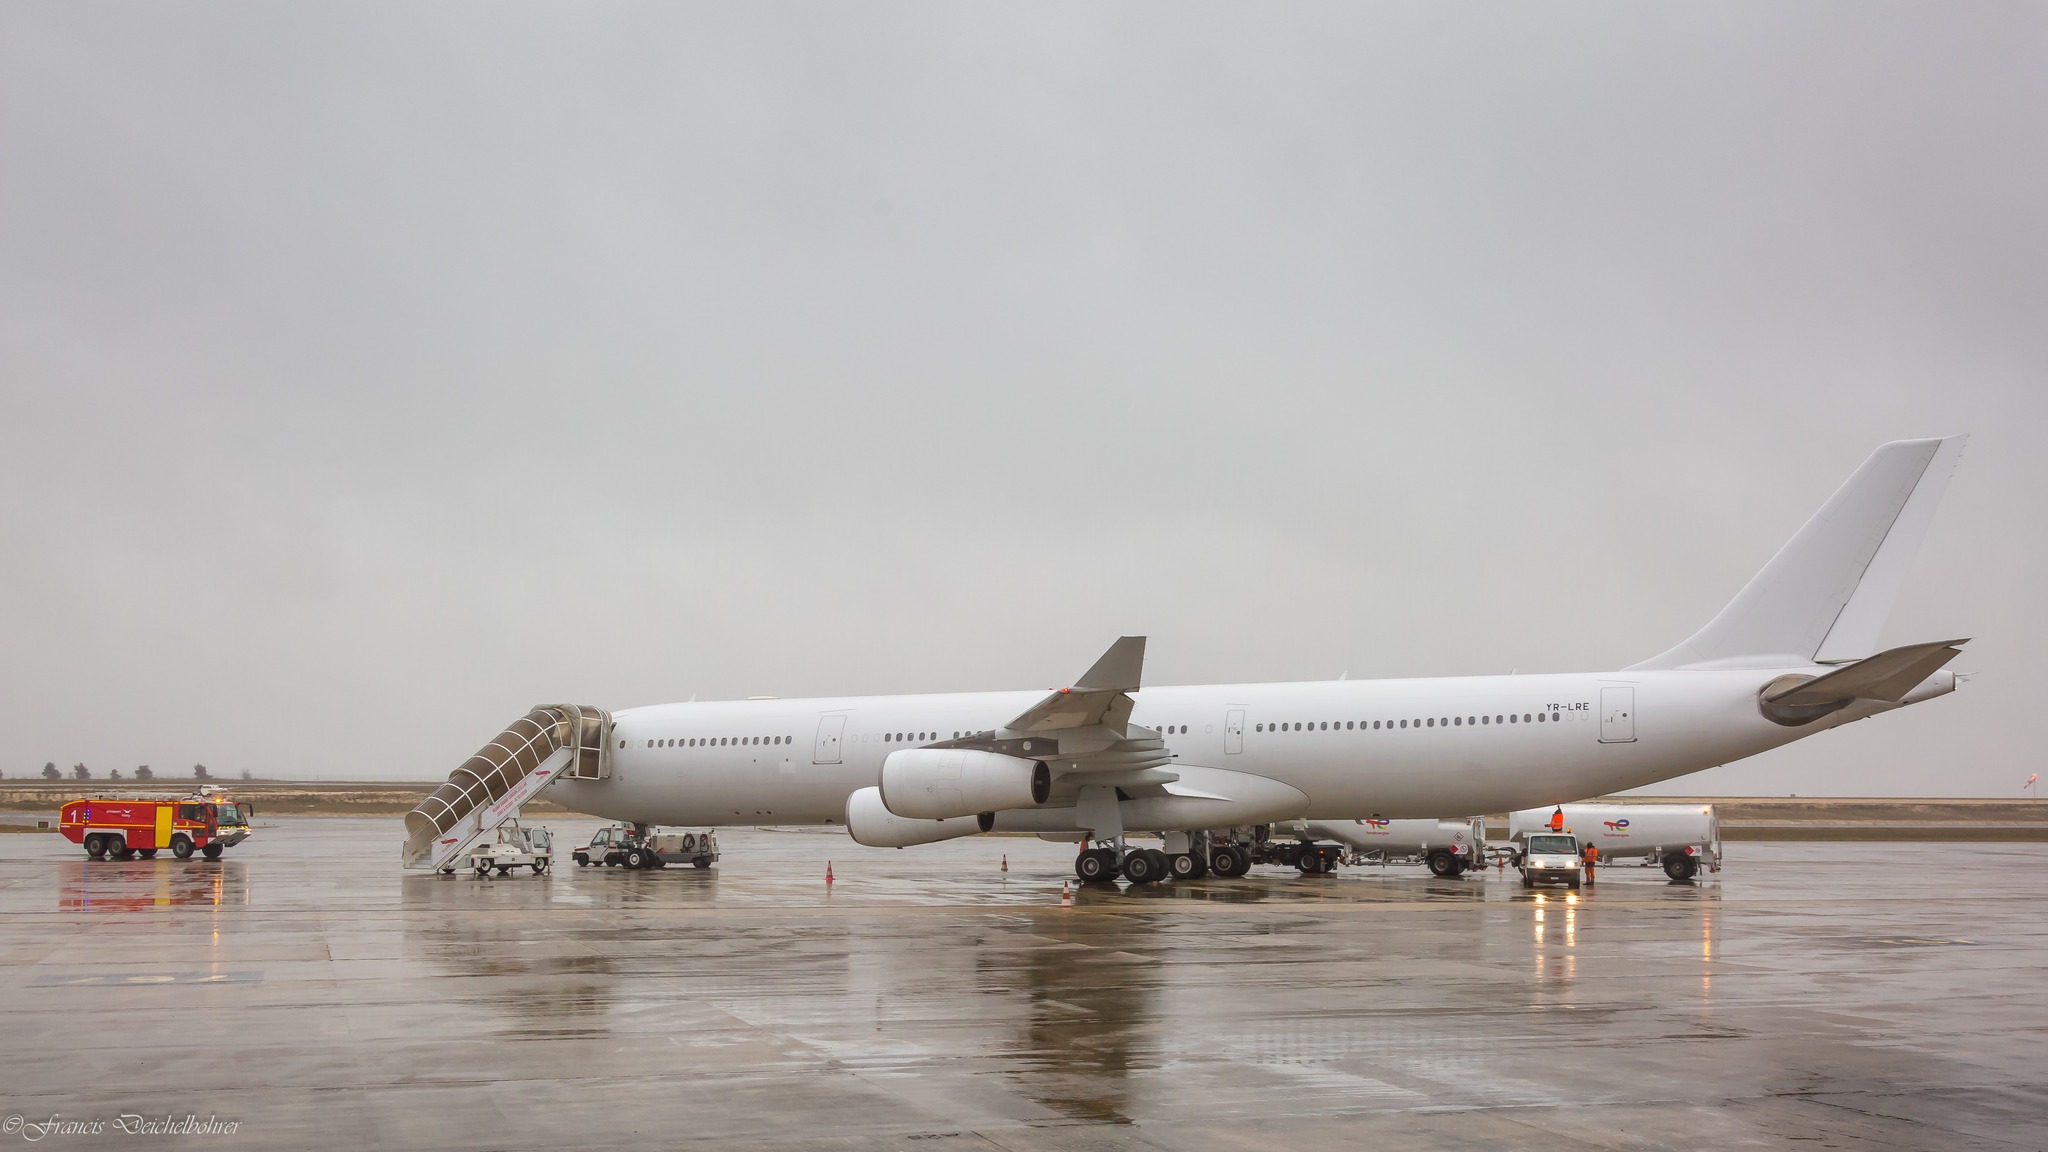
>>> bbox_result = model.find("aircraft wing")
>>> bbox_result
[936,636,1173,780]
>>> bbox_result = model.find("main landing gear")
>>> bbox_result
[1075,833,1252,886]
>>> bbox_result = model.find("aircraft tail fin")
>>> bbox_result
[1628,435,1967,671]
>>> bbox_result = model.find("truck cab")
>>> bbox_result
[1516,832,1583,890]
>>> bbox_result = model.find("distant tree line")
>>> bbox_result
[24,762,253,782]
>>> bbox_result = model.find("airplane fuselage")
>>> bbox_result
[548,667,1948,829]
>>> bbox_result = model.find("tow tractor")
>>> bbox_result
[466,821,553,877]
[573,823,719,870]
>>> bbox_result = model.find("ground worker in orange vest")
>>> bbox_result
[1581,841,1598,886]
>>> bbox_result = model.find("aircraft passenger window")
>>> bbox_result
[1426,718,1434,727]
[1294,722,1302,731]
[1373,721,1381,729]
[1181,725,1188,734]
[1537,713,1545,723]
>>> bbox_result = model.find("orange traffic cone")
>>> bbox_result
[825,861,834,885]
[1061,880,1072,907]
[1001,854,1009,874]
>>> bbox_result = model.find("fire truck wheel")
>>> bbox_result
[202,843,223,861]
[106,834,129,860]
[84,834,106,860]
[171,837,193,860]
[139,849,157,859]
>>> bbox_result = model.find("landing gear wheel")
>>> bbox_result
[1209,845,1248,878]
[84,834,107,860]
[1124,849,1171,885]
[202,843,223,861]
[171,836,193,860]
[1075,848,1117,883]
[1169,853,1206,880]
[1663,853,1698,883]
[1426,849,1460,878]
[625,848,648,870]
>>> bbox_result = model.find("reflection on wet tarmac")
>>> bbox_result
[57,858,251,911]
[2,819,2036,1152]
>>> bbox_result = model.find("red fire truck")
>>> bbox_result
[58,789,253,861]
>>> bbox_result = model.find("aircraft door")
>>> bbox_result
[1224,709,1245,755]
[1600,686,1636,744]
[814,715,847,764]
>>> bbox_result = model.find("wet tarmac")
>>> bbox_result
[1,818,2041,1150]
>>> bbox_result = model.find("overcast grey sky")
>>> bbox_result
[2,4,2042,793]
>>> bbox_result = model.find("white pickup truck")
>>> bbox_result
[1514,832,1583,890]
[469,822,554,877]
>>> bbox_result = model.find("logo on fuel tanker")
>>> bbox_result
[1603,819,1631,833]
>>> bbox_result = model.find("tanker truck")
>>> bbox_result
[1298,817,1489,877]
[1508,803,1721,882]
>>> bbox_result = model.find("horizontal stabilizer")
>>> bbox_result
[1764,639,1969,706]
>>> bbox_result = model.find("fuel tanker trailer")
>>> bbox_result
[1509,803,1721,881]
[1300,817,1489,876]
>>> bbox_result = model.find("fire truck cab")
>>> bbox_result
[59,790,253,861]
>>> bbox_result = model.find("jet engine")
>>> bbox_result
[879,749,1050,820]
[846,786,992,848]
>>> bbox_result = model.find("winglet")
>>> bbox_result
[1075,636,1146,691]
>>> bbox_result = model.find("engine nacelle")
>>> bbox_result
[879,749,1050,820]
[846,786,990,848]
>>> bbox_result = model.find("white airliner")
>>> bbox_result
[413,437,1969,883]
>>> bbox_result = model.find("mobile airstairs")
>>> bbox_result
[403,704,612,872]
